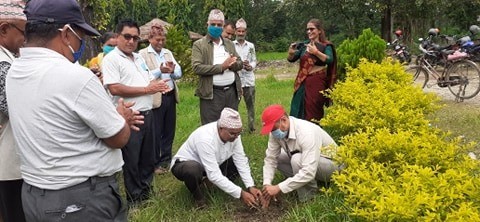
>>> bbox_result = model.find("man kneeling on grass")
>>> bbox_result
[260,104,344,207]
[170,108,263,208]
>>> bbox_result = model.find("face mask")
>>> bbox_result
[103,45,115,55]
[208,25,223,39]
[67,40,85,63]
[271,128,288,139]
[236,35,245,41]
[63,25,85,63]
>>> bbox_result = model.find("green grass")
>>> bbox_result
[127,72,480,221]
[256,52,288,62]
[129,77,299,221]
[429,100,480,151]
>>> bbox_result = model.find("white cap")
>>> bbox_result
[236,18,246,29]
[218,108,242,129]
[208,9,224,21]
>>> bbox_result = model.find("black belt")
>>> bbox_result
[290,150,300,156]
[213,83,235,91]
[26,173,117,194]
[163,90,175,96]
[139,110,152,116]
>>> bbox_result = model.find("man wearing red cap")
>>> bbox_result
[259,104,342,205]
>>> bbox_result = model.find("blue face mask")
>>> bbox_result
[65,25,85,63]
[208,25,223,39]
[103,45,115,55]
[271,128,288,139]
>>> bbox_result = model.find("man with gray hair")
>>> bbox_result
[170,108,262,209]
[139,24,182,174]
[192,9,243,125]
[0,1,26,221]
[233,18,257,133]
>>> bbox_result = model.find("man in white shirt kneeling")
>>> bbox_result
[170,108,263,209]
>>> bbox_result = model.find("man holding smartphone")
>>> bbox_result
[139,23,182,175]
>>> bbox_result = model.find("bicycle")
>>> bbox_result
[406,43,480,102]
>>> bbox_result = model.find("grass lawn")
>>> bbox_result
[257,52,288,63]
[126,56,480,221]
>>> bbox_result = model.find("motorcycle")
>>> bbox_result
[387,29,412,64]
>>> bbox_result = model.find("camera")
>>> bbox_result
[291,42,305,50]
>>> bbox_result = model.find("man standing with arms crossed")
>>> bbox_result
[233,18,257,133]
[192,9,243,125]
[6,0,143,220]
[102,19,170,205]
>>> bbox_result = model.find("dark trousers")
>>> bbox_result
[122,110,155,203]
[200,85,239,125]
[0,179,25,222]
[153,92,176,168]
[242,86,256,132]
[21,175,126,222]
[170,157,238,199]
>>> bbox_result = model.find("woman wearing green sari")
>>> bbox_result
[288,19,337,123]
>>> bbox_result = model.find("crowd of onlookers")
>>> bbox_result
[0,0,342,221]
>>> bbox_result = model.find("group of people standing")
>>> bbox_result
[0,1,340,221]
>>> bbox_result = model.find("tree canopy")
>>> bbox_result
[81,0,480,52]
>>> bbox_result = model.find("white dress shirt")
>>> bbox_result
[171,122,255,198]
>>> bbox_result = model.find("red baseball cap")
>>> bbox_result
[261,104,286,135]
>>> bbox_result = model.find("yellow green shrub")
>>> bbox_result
[321,59,440,140]
[334,128,480,221]
[322,60,480,221]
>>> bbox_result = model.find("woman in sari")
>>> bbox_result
[288,18,337,123]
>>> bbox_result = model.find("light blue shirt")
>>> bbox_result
[147,45,182,89]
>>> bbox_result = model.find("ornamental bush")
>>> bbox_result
[321,60,480,221]
[335,128,480,221]
[336,28,386,81]
[321,59,440,140]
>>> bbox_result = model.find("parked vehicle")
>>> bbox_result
[387,29,412,64]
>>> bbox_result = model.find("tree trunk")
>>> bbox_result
[79,0,100,65]
[381,4,392,43]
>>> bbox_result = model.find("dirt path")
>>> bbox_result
[256,60,480,106]
[422,81,480,106]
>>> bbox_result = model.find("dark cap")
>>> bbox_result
[24,0,100,36]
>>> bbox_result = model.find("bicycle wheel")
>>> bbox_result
[405,65,428,88]
[446,59,480,99]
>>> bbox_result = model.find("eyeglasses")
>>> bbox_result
[9,23,24,34]
[306,28,316,32]
[209,23,223,27]
[120,33,141,42]
[224,129,242,138]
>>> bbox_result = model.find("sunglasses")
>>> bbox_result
[306,28,316,32]
[120,33,141,42]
